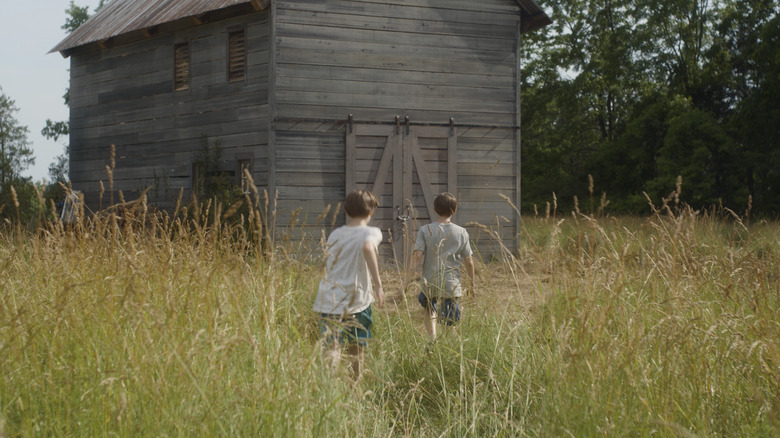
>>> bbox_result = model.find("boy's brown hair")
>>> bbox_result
[344,189,379,218]
[433,192,458,217]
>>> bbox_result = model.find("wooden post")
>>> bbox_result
[447,120,458,222]
[345,115,356,192]
[514,21,523,252]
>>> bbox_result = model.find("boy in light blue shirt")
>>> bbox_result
[402,193,476,340]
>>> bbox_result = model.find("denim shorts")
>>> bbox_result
[319,306,373,347]
[418,292,461,326]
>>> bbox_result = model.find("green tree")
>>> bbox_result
[42,120,69,183]
[589,93,690,212]
[520,0,651,211]
[521,0,778,214]
[729,11,780,213]
[648,109,745,208]
[0,89,37,222]
[61,1,90,33]
[0,90,34,188]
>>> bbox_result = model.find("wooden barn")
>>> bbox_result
[52,0,551,255]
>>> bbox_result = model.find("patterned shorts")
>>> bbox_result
[319,306,373,347]
[418,292,461,326]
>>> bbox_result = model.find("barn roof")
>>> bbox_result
[50,0,267,55]
[51,0,550,56]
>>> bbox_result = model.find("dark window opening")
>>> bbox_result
[174,42,190,91]
[228,30,246,83]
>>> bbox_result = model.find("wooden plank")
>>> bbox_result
[370,134,394,196]
[410,138,436,219]
[275,104,515,126]
[448,126,458,214]
[275,63,513,91]
[402,124,413,212]
[458,128,516,140]
[392,123,404,257]
[457,149,513,163]
[458,175,515,188]
[275,90,512,114]
[267,1,279,196]
[355,124,399,136]
[276,171,343,187]
[275,46,514,78]
[276,0,520,26]
[276,24,515,55]
[514,22,522,252]
[458,163,514,176]
[71,90,269,128]
[346,122,356,192]
[275,7,516,39]
[275,76,513,103]
[276,185,346,201]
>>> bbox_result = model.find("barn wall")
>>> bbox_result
[272,0,520,123]
[69,11,271,209]
[270,0,521,253]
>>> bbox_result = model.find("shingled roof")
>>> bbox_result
[51,0,549,56]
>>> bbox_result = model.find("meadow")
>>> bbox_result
[0,192,778,437]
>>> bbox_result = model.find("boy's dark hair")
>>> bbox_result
[344,190,379,218]
[434,192,458,217]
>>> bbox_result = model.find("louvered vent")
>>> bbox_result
[228,30,246,82]
[174,43,190,91]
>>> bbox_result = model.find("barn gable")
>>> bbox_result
[53,0,551,256]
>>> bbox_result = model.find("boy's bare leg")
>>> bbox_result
[347,344,364,378]
[424,308,437,340]
[324,339,341,370]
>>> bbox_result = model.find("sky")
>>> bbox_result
[0,0,103,182]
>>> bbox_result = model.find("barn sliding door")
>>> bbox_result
[346,123,457,259]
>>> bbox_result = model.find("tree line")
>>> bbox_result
[520,0,779,216]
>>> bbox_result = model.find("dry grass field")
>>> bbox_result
[0,192,778,436]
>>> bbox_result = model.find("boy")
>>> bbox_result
[313,189,384,376]
[403,193,476,340]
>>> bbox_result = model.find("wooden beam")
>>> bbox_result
[370,134,395,195]
[142,26,159,38]
[515,23,523,251]
[410,139,436,220]
[192,15,204,25]
[251,0,270,11]
[447,124,458,220]
[346,118,356,192]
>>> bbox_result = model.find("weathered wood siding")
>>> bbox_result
[271,0,522,252]
[69,11,271,208]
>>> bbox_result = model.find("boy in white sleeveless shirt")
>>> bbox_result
[313,190,384,375]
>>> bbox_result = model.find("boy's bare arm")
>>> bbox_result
[363,241,384,308]
[464,256,476,297]
[402,250,424,293]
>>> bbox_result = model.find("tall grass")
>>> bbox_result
[0,192,778,436]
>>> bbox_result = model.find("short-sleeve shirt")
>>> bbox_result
[313,225,383,315]
[414,222,473,298]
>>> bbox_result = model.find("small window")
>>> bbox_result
[228,30,246,82]
[238,159,252,193]
[174,42,190,91]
